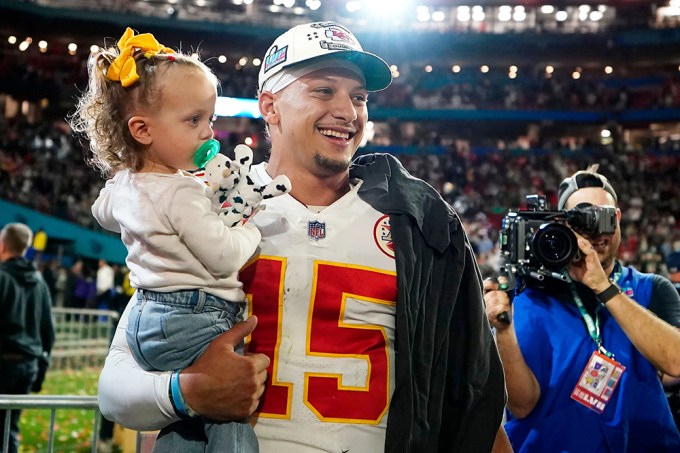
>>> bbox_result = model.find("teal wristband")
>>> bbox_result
[169,370,198,418]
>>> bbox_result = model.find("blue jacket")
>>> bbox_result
[507,264,680,452]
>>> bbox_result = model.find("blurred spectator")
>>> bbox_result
[0,223,55,453]
[95,259,115,311]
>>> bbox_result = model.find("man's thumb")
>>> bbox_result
[217,315,258,348]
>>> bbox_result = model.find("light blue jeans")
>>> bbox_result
[126,289,258,453]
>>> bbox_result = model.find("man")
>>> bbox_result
[485,166,680,452]
[95,259,115,310]
[0,223,55,453]
[98,21,508,452]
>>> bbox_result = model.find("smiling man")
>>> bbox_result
[484,164,680,452]
[98,21,509,453]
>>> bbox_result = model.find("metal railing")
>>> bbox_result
[0,395,100,453]
[51,308,120,370]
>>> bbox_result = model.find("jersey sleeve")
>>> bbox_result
[97,293,179,431]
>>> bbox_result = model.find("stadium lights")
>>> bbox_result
[432,11,445,21]
[19,37,32,52]
[305,0,321,10]
[345,1,361,13]
[457,6,471,22]
[362,0,411,19]
[513,6,526,21]
[389,64,400,78]
[472,6,485,22]
[498,6,511,22]
[417,6,430,21]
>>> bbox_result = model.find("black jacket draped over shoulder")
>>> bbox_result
[351,153,506,453]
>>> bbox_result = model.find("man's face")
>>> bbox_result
[269,67,369,176]
[564,187,621,271]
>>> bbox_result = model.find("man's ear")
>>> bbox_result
[259,92,280,126]
[128,116,152,145]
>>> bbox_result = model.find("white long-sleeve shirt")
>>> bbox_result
[92,169,261,301]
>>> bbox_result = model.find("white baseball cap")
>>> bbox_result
[258,21,392,93]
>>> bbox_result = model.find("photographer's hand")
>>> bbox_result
[484,278,542,417]
[484,278,513,330]
[567,233,610,293]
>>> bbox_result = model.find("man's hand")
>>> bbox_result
[180,316,270,421]
[484,278,513,330]
[567,233,610,293]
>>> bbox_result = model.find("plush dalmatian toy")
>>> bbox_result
[204,144,291,227]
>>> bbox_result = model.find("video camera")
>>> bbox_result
[500,194,617,282]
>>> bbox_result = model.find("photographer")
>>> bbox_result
[485,166,680,452]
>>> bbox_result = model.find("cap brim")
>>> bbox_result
[292,51,392,92]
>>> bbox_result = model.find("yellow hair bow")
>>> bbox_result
[106,27,175,87]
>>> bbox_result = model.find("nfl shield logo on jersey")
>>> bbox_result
[308,220,326,240]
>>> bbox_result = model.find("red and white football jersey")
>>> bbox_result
[244,164,397,452]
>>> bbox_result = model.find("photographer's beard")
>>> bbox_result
[587,228,621,275]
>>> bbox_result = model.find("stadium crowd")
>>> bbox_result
[4,51,680,113]
[1,116,679,282]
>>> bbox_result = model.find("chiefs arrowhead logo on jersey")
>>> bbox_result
[373,215,394,259]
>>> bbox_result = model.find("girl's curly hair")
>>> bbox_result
[68,43,217,178]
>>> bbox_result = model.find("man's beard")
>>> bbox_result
[314,153,351,174]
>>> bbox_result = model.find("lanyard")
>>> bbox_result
[563,270,622,359]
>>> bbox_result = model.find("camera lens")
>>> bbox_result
[531,223,578,270]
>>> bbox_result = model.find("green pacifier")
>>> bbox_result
[193,139,221,168]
